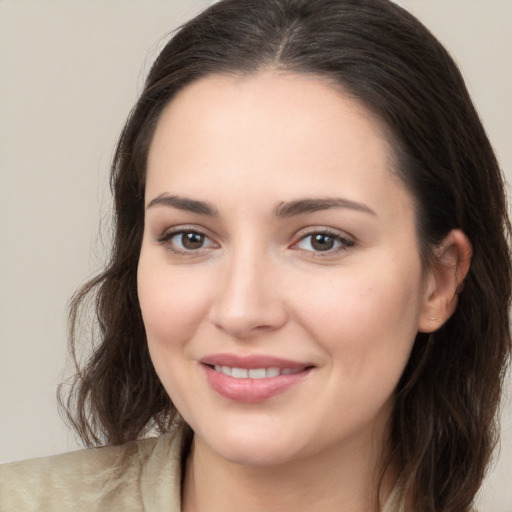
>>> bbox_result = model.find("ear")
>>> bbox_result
[418,229,472,333]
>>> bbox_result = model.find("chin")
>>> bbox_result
[194,420,308,467]
[215,440,301,467]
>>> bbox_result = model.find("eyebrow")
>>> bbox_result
[273,197,376,218]
[146,194,219,216]
[146,194,376,218]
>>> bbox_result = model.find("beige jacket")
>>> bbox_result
[0,432,405,511]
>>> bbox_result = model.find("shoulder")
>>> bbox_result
[384,483,481,512]
[0,431,183,512]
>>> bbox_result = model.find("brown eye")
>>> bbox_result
[310,234,335,251]
[157,229,216,253]
[294,231,354,255]
[180,232,205,250]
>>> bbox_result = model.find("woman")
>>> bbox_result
[1,0,510,511]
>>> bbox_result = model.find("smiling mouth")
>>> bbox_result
[211,365,305,379]
[202,362,314,403]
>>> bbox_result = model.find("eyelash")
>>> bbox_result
[155,227,354,257]
[292,229,355,257]
[156,228,217,256]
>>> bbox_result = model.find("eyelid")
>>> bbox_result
[291,227,355,256]
[153,224,354,257]
[155,225,219,254]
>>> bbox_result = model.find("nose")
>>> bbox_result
[209,249,288,339]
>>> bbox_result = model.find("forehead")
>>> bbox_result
[150,71,393,155]
[146,71,409,215]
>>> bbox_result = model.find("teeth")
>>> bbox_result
[232,367,248,378]
[248,368,266,379]
[266,367,280,378]
[213,365,302,379]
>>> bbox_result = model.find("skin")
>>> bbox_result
[137,71,471,512]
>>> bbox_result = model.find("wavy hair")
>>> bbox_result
[59,1,511,510]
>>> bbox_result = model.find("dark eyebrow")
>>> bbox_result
[146,194,219,216]
[273,197,376,218]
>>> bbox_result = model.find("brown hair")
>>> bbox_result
[59,1,511,510]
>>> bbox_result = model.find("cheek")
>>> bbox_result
[137,256,212,353]
[292,259,423,378]
[137,256,215,413]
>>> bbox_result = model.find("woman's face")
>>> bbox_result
[138,71,432,466]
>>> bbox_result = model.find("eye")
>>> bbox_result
[294,231,354,254]
[157,229,218,254]
[175,231,207,250]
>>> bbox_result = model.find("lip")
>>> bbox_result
[200,353,314,403]
[200,353,310,370]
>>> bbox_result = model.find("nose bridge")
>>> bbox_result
[210,240,286,338]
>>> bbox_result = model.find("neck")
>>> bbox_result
[181,428,397,512]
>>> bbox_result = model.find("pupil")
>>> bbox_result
[312,234,334,251]
[182,232,204,250]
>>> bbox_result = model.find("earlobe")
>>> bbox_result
[418,229,472,333]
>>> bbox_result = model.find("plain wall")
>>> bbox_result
[0,1,511,510]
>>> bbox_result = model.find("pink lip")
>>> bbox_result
[200,353,314,404]
[200,353,309,370]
